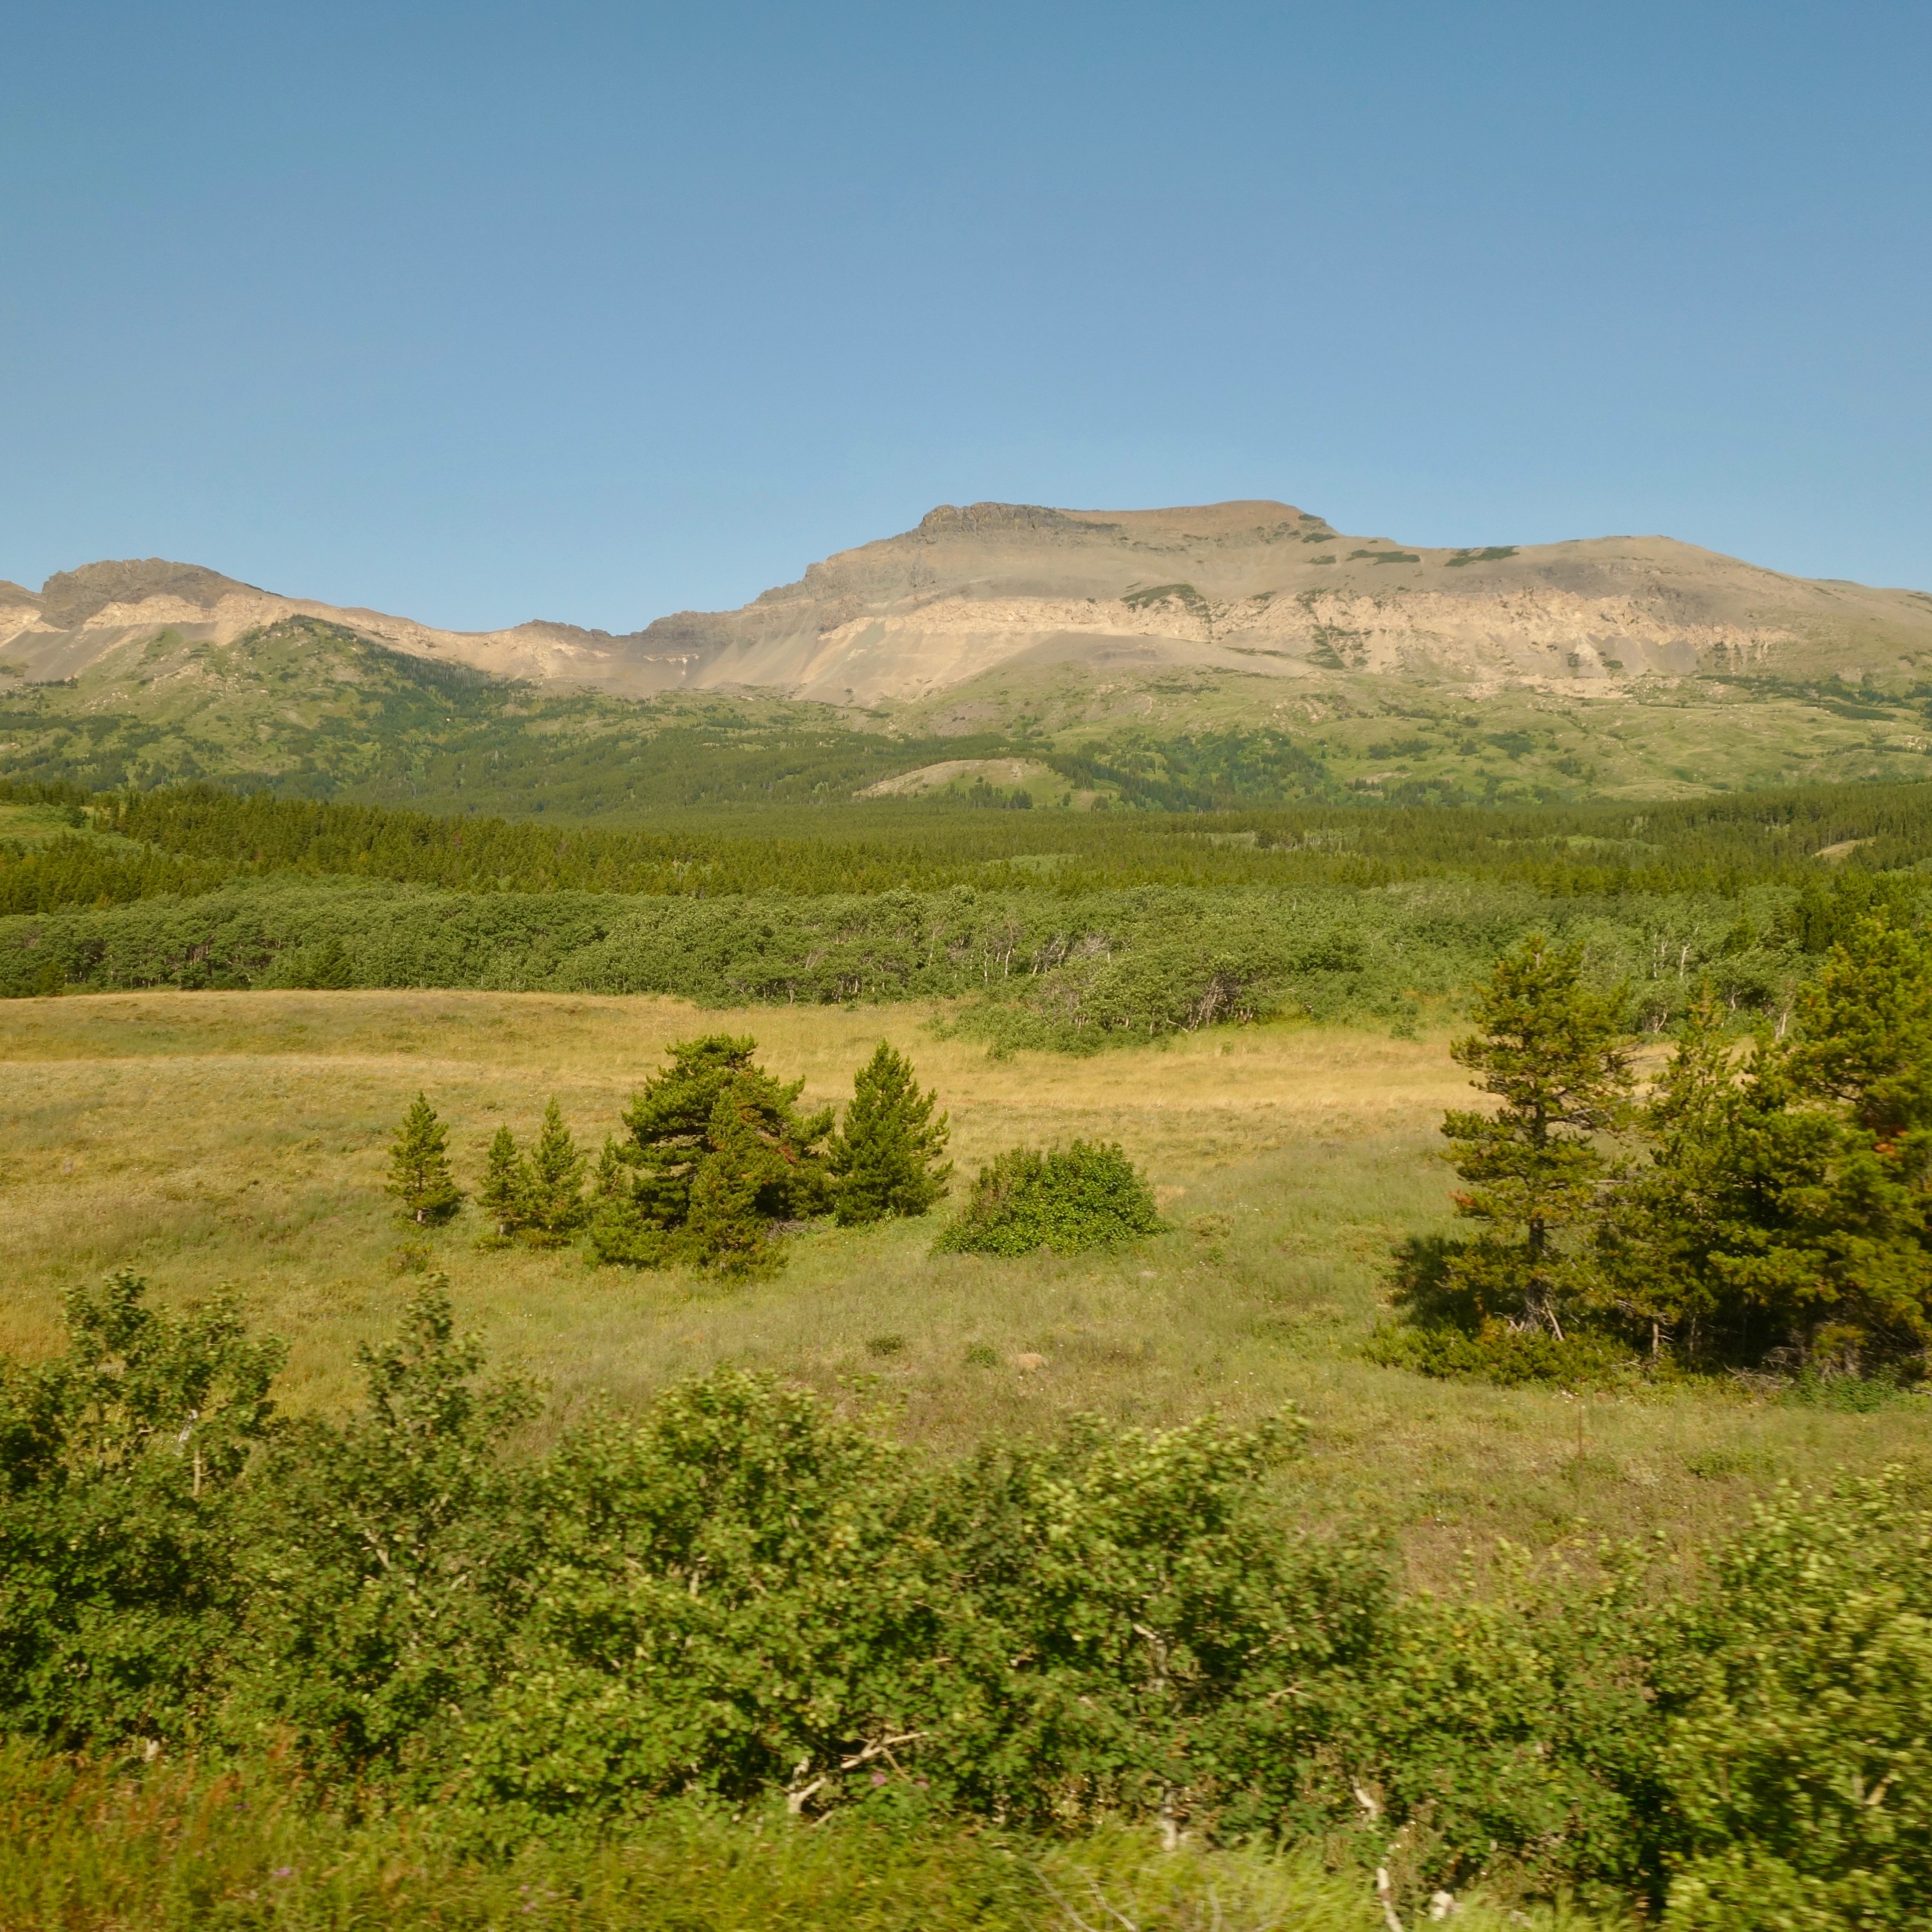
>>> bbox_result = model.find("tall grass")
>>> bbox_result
[0,1745,1616,1931]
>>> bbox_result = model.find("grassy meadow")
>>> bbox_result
[5,985,1922,1588]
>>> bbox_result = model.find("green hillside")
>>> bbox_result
[6,615,1932,818]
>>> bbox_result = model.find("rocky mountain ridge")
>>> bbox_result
[6,501,1932,709]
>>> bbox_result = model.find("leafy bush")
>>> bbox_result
[12,1278,1932,1919]
[1652,1479,1932,1928]
[0,1272,283,1745]
[934,1142,1163,1257]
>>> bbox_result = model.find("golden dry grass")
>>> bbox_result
[3,987,1926,1586]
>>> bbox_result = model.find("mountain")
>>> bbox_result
[627,501,1932,708]
[5,504,1932,810]
[0,558,667,694]
[8,503,1932,707]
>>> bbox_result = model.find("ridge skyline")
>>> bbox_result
[7,497,1932,715]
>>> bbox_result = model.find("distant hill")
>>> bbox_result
[5,504,1932,810]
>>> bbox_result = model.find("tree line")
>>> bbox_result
[5,857,1913,1056]
[10,775,1932,918]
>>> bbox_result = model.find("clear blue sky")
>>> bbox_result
[4,1,1928,631]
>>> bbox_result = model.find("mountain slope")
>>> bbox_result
[629,500,1932,706]
[8,504,1932,708]
[0,559,665,693]
[5,505,1932,811]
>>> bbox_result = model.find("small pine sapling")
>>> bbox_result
[384,1093,462,1226]
[827,1042,952,1226]
[523,1097,588,1245]
[592,1134,632,1200]
[478,1124,530,1241]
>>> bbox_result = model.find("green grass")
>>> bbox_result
[0,1746,1616,1931]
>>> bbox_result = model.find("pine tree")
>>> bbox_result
[616,1033,831,1232]
[592,1134,632,1201]
[682,1079,788,1277]
[478,1124,530,1240]
[1588,988,1782,1361]
[1437,935,1632,1335]
[384,1093,463,1226]
[524,1097,588,1245]
[589,1035,831,1271]
[827,1042,952,1226]
[1603,923,1932,1367]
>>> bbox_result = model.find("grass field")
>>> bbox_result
[6,987,1925,1592]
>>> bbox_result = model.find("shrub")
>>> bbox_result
[1364,1320,1634,1389]
[1651,1477,1932,1928]
[935,1141,1162,1257]
[17,1283,1932,1919]
[0,1272,284,1745]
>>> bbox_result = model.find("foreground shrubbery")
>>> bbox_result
[6,1275,1932,1921]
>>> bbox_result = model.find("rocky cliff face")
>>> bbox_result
[7,504,1931,706]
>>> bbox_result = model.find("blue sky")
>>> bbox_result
[4,1,1928,631]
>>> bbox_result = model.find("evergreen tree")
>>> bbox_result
[1588,989,1791,1362]
[592,1134,632,1200]
[523,1098,588,1245]
[1435,935,1632,1336]
[589,1035,831,1271]
[384,1094,462,1226]
[827,1043,952,1226]
[682,1079,788,1277]
[1603,922,1932,1367]
[477,1125,530,1241]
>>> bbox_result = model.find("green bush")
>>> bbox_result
[13,1277,1932,1919]
[1651,1478,1932,1928]
[1364,1320,1634,1389]
[934,1141,1163,1257]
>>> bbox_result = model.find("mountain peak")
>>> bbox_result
[38,559,262,630]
